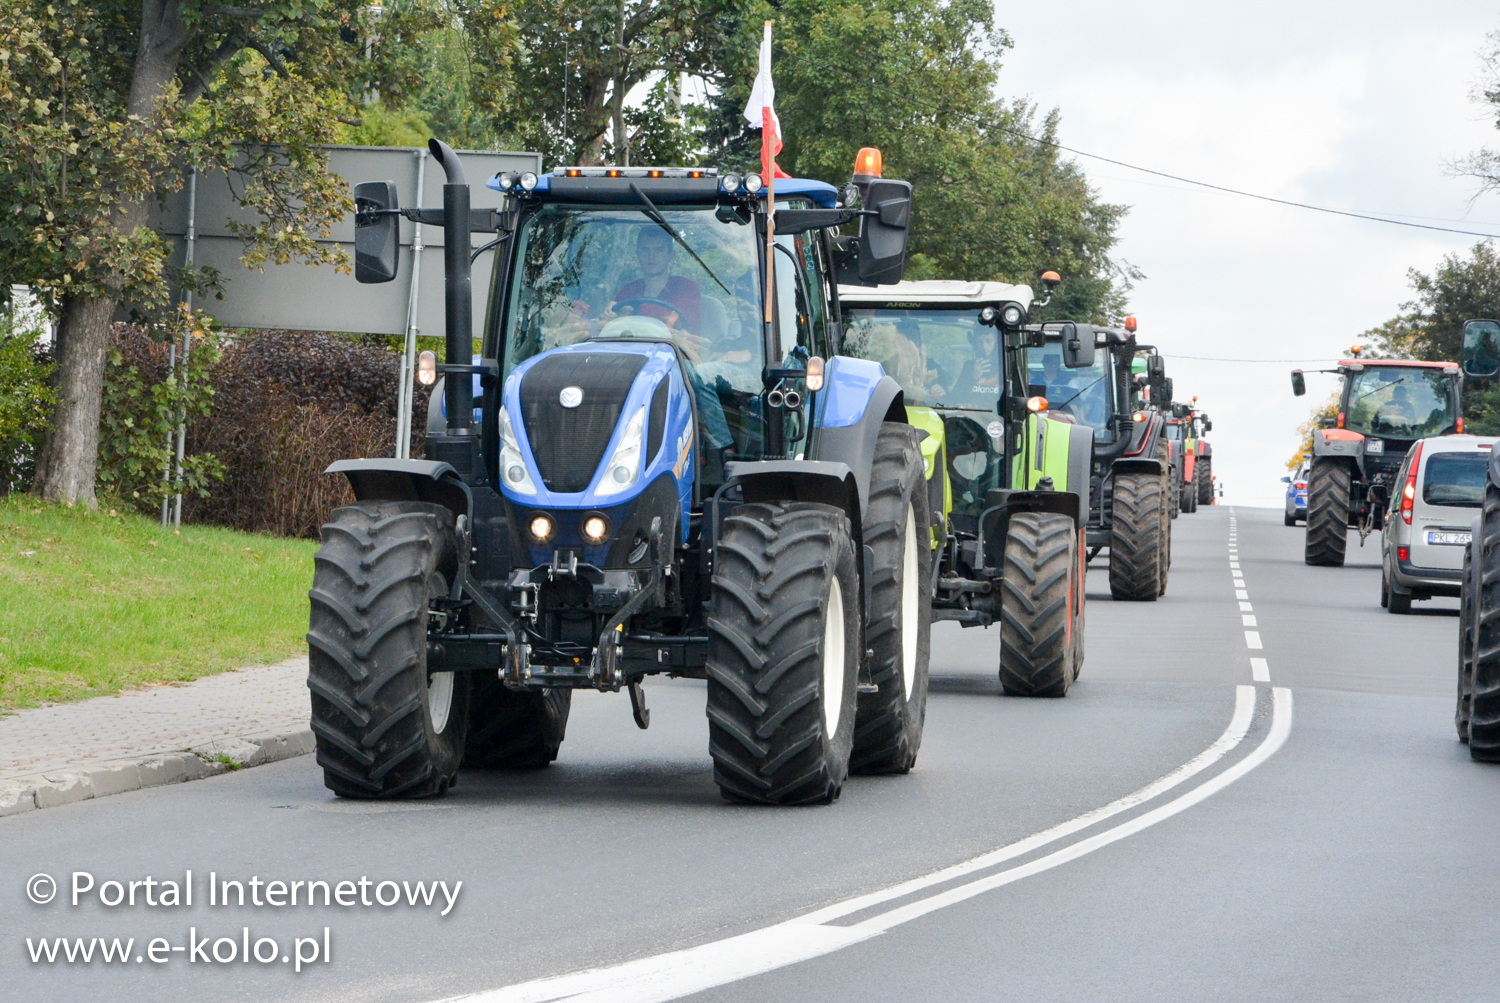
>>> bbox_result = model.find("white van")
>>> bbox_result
[1381,435,1496,614]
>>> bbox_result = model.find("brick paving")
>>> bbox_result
[0,657,309,782]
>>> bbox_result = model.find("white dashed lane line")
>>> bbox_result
[1251,658,1271,683]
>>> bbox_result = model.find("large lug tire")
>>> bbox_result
[706,502,860,804]
[999,512,1080,697]
[1197,457,1214,505]
[1168,465,1181,519]
[1471,482,1500,760]
[307,501,470,799]
[1458,542,1475,743]
[1108,469,1165,601]
[1157,443,1172,597]
[1072,529,1087,679]
[464,673,571,768]
[851,424,932,775]
[1304,457,1351,567]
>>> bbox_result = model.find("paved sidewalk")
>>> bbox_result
[1,657,312,817]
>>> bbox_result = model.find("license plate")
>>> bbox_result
[1365,438,1384,454]
[1427,530,1470,546]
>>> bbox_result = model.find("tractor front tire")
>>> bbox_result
[1168,466,1181,520]
[999,512,1080,697]
[1109,470,1165,601]
[851,424,932,775]
[1471,482,1500,761]
[1197,457,1214,505]
[1305,457,1351,567]
[706,502,860,804]
[307,501,469,799]
[464,674,571,768]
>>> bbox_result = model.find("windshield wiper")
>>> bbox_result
[1051,373,1108,410]
[627,183,732,295]
[1351,376,1406,404]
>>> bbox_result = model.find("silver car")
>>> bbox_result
[1381,435,1496,614]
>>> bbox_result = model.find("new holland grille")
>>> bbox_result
[519,353,649,493]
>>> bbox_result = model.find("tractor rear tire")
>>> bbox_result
[1157,443,1172,597]
[1109,470,1165,601]
[1000,512,1080,696]
[307,501,469,799]
[1471,480,1500,761]
[1197,457,1214,505]
[1305,457,1351,567]
[706,502,860,804]
[1168,465,1181,520]
[1458,542,1475,743]
[851,424,932,775]
[464,674,571,768]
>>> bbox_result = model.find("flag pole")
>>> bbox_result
[763,19,775,326]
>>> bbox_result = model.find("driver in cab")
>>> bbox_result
[612,226,702,337]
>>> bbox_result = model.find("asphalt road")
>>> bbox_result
[8,506,1498,1002]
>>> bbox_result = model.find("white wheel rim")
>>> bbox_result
[901,504,919,699]
[823,577,846,736]
[428,671,454,734]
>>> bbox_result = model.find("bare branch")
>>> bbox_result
[179,35,244,106]
[243,35,290,78]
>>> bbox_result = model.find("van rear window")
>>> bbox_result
[1423,452,1488,508]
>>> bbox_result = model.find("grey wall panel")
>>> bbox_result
[155,145,541,336]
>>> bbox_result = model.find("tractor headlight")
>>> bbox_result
[498,407,539,495]
[720,173,742,194]
[1001,303,1024,326]
[518,172,538,191]
[528,513,555,542]
[595,406,646,497]
[496,172,516,191]
[743,173,764,193]
[581,514,610,544]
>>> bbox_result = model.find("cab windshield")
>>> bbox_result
[1345,367,1453,439]
[1030,339,1114,436]
[841,308,1002,410]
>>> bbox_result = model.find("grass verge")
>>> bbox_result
[0,497,315,711]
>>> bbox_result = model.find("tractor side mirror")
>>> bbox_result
[1203,418,1212,431]
[1463,319,1500,377]
[855,179,913,285]
[1062,323,1097,368]
[354,181,400,284]
[1291,370,1306,396]
[1152,377,1173,407]
[1147,354,1165,381]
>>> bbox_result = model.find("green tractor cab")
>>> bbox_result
[837,280,1094,697]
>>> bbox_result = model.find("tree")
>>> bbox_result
[1289,392,1338,470]
[0,0,445,506]
[703,0,1136,322]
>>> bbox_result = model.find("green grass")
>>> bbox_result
[0,497,317,711]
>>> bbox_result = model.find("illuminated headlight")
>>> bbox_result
[582,515,610,544]
[417,350,437,386]
[720,173,742,194]
[595,406,646,497]
[519,172,538,191]
[1001,304,1024,326]
[498,407,539,495]
[529,514,555,542]
[743,172,764,193]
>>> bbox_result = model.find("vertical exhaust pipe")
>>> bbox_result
[430,138,473,436]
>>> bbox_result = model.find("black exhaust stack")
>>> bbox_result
[429,139,474,438]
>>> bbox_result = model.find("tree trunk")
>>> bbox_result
[30,296,117,506]
[30,0,191,504]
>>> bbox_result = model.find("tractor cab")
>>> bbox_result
[1292,358,1462,562]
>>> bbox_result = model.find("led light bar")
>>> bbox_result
[551,166,717,179]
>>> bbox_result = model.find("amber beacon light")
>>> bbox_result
[852,147,883,183]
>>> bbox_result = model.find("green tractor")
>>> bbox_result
[837,279,1094,697]
[1032,324,1173,601]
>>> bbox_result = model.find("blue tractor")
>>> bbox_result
[308,141,931,804]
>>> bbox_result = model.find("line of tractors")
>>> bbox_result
[305,139,1216,805]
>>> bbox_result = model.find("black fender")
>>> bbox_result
[326,458,473,525]
[1064,423,1094,524]
[1111,457,1164,478]
[976,488,1084,571]
[814,374,907,517]
[1488,447,1500,490]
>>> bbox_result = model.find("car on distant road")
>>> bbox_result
[1381,435,1496,614]
[1282,461,1309,525]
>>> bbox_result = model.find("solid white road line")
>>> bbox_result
[1245,631,1263,649]
[435,688,1286,1003]
[1251,658,1271,682]
[855,688,1293,933]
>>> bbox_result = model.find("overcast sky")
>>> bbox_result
[991,0,1500,509]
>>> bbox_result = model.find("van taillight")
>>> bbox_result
[1400,441,1423,525]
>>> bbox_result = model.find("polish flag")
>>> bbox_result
[743,22,790,180]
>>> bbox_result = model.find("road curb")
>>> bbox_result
[0,728,314,819]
